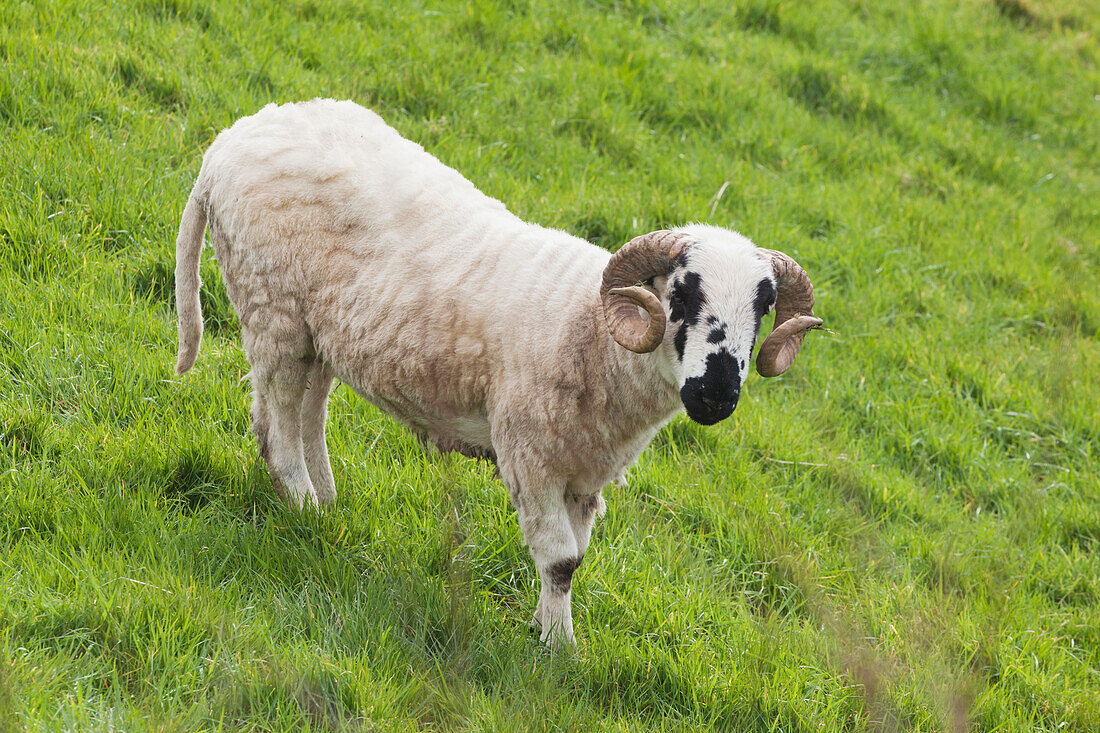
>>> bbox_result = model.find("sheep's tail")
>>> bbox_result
[174,191,208,375]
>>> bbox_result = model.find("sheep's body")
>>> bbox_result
[177,100,688,645]
[176,99,818,648]
[180,100,676,493]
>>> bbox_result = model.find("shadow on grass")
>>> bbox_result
[216,667,362,732]
[138,0,215,30]
[1060,518,1100,554]
[7,597,216,705]
[114,56,187,112]
[0,413,57,463]
[568,647,820,731]
[131,257,239,337]
[163,446,241,513]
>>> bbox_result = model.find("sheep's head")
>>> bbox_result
[601,226,822,425]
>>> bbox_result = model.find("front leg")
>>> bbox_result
[502,465,580,649]
[530,491,605,640]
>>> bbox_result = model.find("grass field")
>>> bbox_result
[2,0,1099,729]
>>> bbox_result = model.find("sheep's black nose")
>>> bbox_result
[680,350,740,425]
[699,393,735,413]
[680,387,737,425]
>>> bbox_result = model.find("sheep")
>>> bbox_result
[174,99,822,648]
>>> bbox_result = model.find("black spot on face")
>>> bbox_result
[750,277,777,355]
[669,271,706,361]
[753,278,777,321]
[674,325,688,362]
[546,556,583,595]
[707,325,727,344]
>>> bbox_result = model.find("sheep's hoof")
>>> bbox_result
[539,627,577,652]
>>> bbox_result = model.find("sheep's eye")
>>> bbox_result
[670,293,683,305]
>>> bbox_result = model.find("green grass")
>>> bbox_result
[1,0,1098,729]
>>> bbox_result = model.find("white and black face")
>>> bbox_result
[657,226,777,425]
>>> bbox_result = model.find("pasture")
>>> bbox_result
[1,0,1098,729]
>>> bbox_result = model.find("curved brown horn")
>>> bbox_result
[755,249,822,377]
[601,230,695,353]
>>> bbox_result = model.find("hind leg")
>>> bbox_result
[301,359,336,506]
[566,490,604,561]
[251,387,272,470]
[245,326,318,509]
[254,359,316,508]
